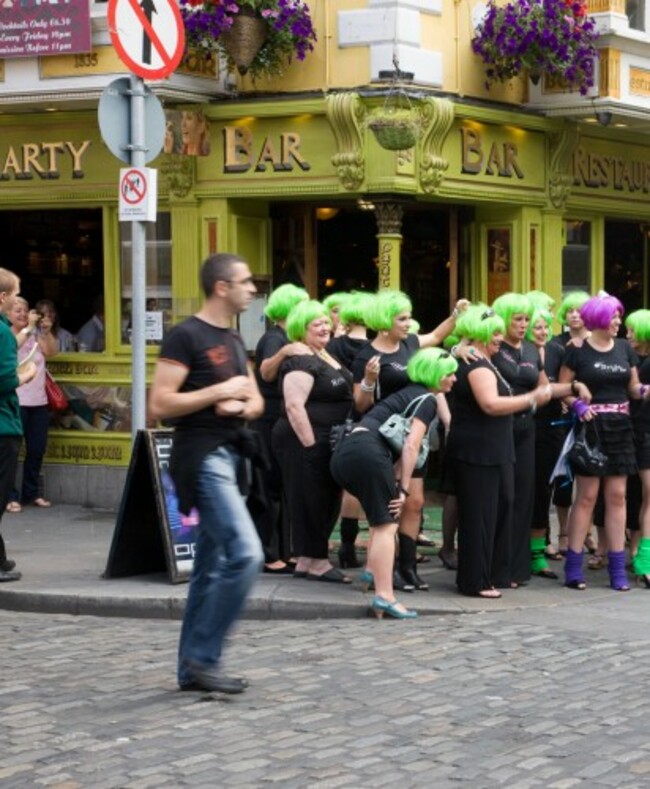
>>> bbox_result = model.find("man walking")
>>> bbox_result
[149,253,264,694]
[0,268,36,582]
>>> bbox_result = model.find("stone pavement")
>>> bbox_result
[2,599,650,787]
[0,504,643,621]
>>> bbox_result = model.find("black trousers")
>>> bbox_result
[0,435,21,564]
[511,420,536,583]
[455,459,514,595]
[250,416,288,562]
[271,419,341,559]
[532,421,567,530]
[19,405,50,504]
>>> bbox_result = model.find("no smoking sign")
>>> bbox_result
[119,167,158,222]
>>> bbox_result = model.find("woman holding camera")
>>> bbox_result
[6,298,58,512]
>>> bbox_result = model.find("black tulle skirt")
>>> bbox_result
[581,413,636,477]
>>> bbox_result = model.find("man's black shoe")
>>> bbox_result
[0,569,21,582]
[0,559,16,572]
[182,668,249,694]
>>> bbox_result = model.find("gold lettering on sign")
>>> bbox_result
[0,140,91,181]
[461,127,524,179]
[461,128,483,174]
[630,67,650,97]
[378,241,392,289]
[223,125,311,173]
[571,145,650,192]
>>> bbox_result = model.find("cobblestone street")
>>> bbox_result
[2,597,650,788]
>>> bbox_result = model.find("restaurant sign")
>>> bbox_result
[0,0,91,59]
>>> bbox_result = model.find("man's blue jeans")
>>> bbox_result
[177,446,263,686]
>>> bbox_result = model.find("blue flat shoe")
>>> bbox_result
[370,595,417,620]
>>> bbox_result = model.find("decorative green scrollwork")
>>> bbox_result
[418,97,454,194]
[325,92,366,191]
[548,124,579,209]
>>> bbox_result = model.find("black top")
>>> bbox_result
[563,339,635,404]
[160,317,248,433]
[536,340,564,424]
[327,335,368,371]
[254,324,287,419]
[159,316,253,514]
[446,358,515,466]
[279,354,353,436]
[351,334,420,400]
[360,383,437,461]
[633,353,650,431]
[492,339,542,396]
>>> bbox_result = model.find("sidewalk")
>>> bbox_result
[0,504,625,620]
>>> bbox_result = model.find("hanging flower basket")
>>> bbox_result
[219,7,268,74]
[368,110,419,151]
[179,0,317,82]
[471,0,599,96]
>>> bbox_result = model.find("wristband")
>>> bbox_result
[571,380,579,396]
[571,398,590,419]
[451,307,460,319]
[450,344,459,359]
[529,395,537,415]
[360,379,375,393]
[641,384,648,399]
[396,484,410,498]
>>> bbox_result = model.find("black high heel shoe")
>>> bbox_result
[338,545,361,569]
[636,574,650,589]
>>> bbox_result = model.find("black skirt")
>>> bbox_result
[581,413,636,477]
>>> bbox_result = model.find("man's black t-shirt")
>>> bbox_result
[160,316,248,432]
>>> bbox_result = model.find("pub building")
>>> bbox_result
[0,0,649,507]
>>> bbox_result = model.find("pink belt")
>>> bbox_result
[590,402,630,415]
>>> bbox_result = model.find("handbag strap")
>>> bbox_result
[399,393,435,420]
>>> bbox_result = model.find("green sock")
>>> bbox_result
[633,537,650,575]
[530,536,549,573]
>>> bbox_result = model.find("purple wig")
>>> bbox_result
[580,294,624,331]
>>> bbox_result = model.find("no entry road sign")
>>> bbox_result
[108,0,185,80]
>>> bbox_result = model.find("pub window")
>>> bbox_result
[562,219,591,300]
[120,213,172,345]
[0,209,103,349]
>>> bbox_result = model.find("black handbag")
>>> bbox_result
[568,422,607,475]
[329,410,355,452]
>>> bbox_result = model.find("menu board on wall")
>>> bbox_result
[0,0,91,59]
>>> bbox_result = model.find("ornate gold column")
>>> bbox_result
[374,202,404,290]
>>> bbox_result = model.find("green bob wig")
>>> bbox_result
[286,300,330,342]
[456,304,505,344]
[339,292,375,327]
[526,290,555,312]
[491,292,533,328]
[557,290,590,325]
[323,292,349,313]
[364,289,412,332]
[525,308,553,342]
[626,309,650,343]
[264,283,309,322]
[407,347,458,390]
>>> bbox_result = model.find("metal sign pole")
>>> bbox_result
[130,73,147,441]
